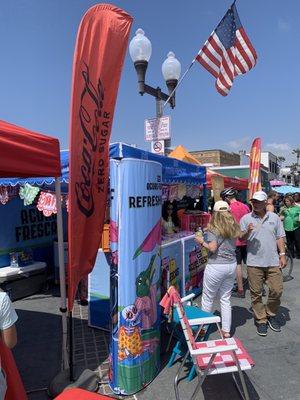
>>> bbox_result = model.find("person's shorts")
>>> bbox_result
[236,246,247,265]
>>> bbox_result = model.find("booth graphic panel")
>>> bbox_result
[0,197,60,268]
[109,159,162,395]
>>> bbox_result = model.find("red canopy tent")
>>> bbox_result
[0,120,60,178]
[206,169,248,191]
[0,120,68,397]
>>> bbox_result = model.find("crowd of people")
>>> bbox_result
[1,187,298,398]
[195,188,300,337]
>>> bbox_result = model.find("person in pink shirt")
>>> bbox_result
[221,188,250,298]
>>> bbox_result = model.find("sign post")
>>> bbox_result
[145,115,171,155]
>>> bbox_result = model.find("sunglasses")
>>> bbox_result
[167,207,173,211]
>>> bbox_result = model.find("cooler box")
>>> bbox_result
[196,212,211,228]
[180,212,211,231]
[0,262,47,301]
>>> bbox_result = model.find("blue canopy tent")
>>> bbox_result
[110,143,206,186]
[275,185,300,195]
[0,143,206,189]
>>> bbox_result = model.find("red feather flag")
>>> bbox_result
[68,4,132,310]
[248,138,262,199]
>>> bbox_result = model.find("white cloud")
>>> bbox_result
[266,142,291,151]
[278,18,291,32]
[227,136,250,150]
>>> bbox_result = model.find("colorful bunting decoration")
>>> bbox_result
[169,185,178,201]
[64,194,69,212]
[37,191,57,217]
[177,183,186,200]
[19,183,40,206]
[0,187,9,205]
[162,185,169,202]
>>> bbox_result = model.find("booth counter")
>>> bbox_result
[89,231,208,333]
[161,231,207,298]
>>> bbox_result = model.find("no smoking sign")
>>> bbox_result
[151,140,164,155]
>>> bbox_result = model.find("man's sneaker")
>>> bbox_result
[231,290,245,298]
[267,316,281,332]
[256,323,268,336]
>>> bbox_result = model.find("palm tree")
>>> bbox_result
[292,148,300,166]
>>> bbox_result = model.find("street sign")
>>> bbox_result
[151,140,165,155]
[145,116,171,141]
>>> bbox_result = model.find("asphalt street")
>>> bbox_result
[12,259,300,400]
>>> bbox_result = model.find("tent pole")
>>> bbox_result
[55,178,69,370]
[69,311,74,381]
[49,181,98,396]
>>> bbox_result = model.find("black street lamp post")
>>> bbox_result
[129,29,181,154]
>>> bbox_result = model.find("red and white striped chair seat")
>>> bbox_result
[195,337,254,375]
[161,287,254,400]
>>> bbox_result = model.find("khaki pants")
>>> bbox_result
[247,266,283,324]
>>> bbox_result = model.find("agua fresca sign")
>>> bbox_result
[68,4,132,310]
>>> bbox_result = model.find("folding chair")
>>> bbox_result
[164,292,214,381]
[162,286,254,400]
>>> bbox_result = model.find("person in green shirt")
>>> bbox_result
[280,195,300,258]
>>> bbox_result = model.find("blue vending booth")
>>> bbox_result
[88,143,207,395]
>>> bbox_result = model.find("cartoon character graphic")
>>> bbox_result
[134,255,158,330]
[118,305,143,361]
[185,245,207,292]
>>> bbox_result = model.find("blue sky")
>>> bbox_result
[0,1,299,164]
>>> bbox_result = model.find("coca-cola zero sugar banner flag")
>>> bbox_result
[68,4,133,310]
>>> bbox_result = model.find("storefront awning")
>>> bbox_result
[206,169,248,190]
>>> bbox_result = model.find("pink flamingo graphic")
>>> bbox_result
[133,219,161,259]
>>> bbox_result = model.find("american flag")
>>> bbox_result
[196,3,257,96]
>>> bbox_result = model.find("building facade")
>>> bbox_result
[190,149,240,167]
[260,151,279,180]
[280,167,300,186]
[244,151,280,181]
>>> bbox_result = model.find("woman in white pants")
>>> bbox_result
[195,200,241,338]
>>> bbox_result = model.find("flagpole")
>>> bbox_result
[162,58,198,109]
[163,0,237,109]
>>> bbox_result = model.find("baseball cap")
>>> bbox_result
[251,191,268,202]
[213,200,230,212]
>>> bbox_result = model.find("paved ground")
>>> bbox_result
[12,259,300,400]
